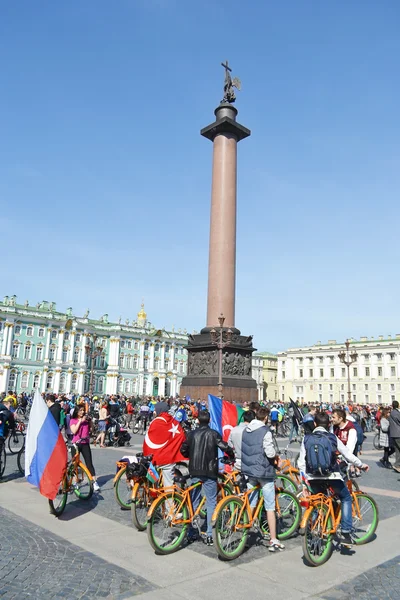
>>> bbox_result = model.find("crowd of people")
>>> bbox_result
[1,390,400,551]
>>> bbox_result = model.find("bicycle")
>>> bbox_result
[211,478,301,560]
[300,482,379,566]
[17,441,25,475]
[48,442,94,517]
[113,454,162,513]
[146,471,212,554]
[373,432,382,451]
[7,422,26,455]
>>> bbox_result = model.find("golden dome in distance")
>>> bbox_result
[137,301,147,323]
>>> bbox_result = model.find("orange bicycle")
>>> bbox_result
[300,482,379,566]
[146,468,211,554]
[49,443,93,517]
[211,479,301,560]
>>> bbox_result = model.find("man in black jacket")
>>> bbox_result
[180,410,233,546]
[46,394,61,426]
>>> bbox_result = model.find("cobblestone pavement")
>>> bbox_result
[317,555,400,600]
[0,506,156,600]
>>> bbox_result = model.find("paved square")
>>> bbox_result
[1,432,400,600]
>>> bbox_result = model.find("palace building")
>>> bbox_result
[277,335,400,406]
[0,296,189,397]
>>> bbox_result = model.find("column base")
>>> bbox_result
[180,330,258,405]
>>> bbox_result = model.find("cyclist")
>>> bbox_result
[298,411,369,545]
[70,405,100,492]
[228,410,255,470]
[180,409,233,546]
[139,402,150,433]
[303,406,317,434]
[241,406,284,552]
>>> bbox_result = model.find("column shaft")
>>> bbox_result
[206,133,237,328]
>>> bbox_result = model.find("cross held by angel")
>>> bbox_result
[221,60,241,104]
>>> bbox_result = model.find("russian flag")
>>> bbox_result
[25,390,67,500]
[208,394,245,442]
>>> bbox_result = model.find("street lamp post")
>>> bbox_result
[85,334,103,398]
[210,314,233,398]
[338,339,358,404]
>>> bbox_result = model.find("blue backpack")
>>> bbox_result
[305,432,337,476]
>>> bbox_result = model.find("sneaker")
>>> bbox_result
[93,481,101,492]
[205,535,214,547]
[339,531,355,546]
[268,540,285,552]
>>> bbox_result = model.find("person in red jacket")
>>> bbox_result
[143,402,186,488]
[332,408,359,476]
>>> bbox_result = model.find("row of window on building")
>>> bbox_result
[284,352,398,366]
[295,382,397,394]
[282,366,396,379]
[118,354,185,373]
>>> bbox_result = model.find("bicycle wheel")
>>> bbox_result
[49,478,68,517]
[17,445,25,475]
[72,463,93,500]
[373,433,382,450]
[8,431,25,455]
[212,495,249,560]
[302,503,334,567]
[352,493,379,545]
[133,421,140,434]
[147,491,189,554]
[0,445,6,478]
[114,466,132,510]
[260,489,301,540]
[276,474,299,494]
[131,481,151,531]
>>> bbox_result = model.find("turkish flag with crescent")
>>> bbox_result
[143,414,186,466]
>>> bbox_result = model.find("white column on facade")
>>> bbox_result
[108,337,120,367]
[146,375,153,395]
[53,369,61,393]
[0,367,10,392]
[158,375,166,397]
[139,340,145,370]
[137,373,144,395]
[106,373,117,395]
[170,345,175,371]
[6,324,14,356]
[150,344,155,369]
[1,323,10,356]
[171,375,177,397]
[66,370,72,393]
[44,328,52,361]
[41,370,48,393]
[77,371,85,394]
[68,331,76,363]
[160,344,166,371]
[80,332,89,363]
[56,330,64,362]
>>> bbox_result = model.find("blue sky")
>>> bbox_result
[1,1,399,353]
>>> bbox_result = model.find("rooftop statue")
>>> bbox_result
[221,60,241,104]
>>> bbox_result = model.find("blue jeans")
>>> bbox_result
[191,477,217,536]
[310,479,353,533]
